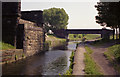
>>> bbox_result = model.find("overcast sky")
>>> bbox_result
[21,0,104,29]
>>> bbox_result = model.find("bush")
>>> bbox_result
[108,44,120,61]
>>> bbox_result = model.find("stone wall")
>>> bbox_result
[1,49,24,64]
[19,19,44,56]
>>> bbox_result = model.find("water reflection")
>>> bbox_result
[43,52,68,75]
[2,42,76,75]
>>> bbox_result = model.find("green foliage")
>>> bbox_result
[95,2,120,40]
[46,34,66,48]
[68,34,101,41]
[64,51,74,75]
[104,44,120,73]
[104,44,120,62]
[69,34,82,41]
[65,69,72,75]
[84,46,103,75]
[69,51,74,74]
[43,7,69,32]
[85,45,93,54]
[84,53,102,75]
[95,2,120,28]
[0,41,15,50]
[85,34,101,40]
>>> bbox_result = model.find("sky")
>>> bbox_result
[21,0,104,29]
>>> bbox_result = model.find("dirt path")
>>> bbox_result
[88,45,117,75]
[72,44,86,75]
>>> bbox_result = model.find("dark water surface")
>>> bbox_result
[2,42,77,75]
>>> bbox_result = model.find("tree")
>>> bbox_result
[43,7,69,32]
[95,2,120,40]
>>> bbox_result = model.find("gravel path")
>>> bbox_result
[72,44,86,75]
[88,45,117,75]
[72,40,117,75]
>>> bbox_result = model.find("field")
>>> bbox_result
[68,34,101,41]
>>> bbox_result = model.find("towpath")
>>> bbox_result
[88,45,117,75]
[72,41,117,75]
[72,43,86,75]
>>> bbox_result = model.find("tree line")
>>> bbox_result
[43,7,69,33]
[95,1,120,40]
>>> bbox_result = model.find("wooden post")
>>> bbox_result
[119,26,120,40]
[116,27,118,40]
[113,28,115,40]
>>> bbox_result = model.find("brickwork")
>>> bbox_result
[1,49,24,64]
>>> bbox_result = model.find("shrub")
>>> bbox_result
[108,44,120,62]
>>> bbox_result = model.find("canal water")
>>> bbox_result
[2,42,77,75]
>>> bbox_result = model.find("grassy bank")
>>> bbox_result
[46,34,66,48]
[0,41,15,50]
[104,44,120,74]
[90,39,114,46]
[64,51,75,75]
[84,45,103,75]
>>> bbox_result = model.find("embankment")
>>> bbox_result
[45,35,67,50]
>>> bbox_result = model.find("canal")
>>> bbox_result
[2,42,77,75]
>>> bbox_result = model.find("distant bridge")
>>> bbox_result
[53,28,115,40]
[66,29,112,34]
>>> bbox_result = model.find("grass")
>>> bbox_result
[110,34,119,40]
[90,39,112,46]
[0,41,15,50]
[68,34,101,41]
[47,34,66,41]
[68,34,81,41]
[104,44,120,74]
[46,34,66,48]
[85,46,93,54]
[85,34,101,40]
[84,45,103,75]
[64,51,75,75]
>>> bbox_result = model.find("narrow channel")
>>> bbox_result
[2,41,77,75]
